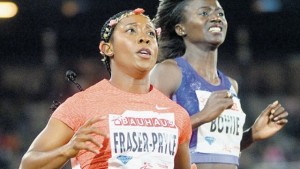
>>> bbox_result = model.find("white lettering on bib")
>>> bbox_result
[108,111,178,169]
[195,90,246,157]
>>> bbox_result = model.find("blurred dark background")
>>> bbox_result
[0,0,300,168]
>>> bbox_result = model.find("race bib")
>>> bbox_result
[108,111,179,169]
[195,90,246,157]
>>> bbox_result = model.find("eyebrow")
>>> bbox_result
[198,6,223,11]
[125,22,155,30]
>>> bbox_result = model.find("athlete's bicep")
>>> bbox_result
[27,118,74,152]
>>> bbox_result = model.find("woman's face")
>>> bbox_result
[110,14,158,76]
[179,0,228,47]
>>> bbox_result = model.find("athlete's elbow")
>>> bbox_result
[19,153,32,169]
[19,152,39,169]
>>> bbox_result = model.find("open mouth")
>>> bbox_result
[137,48,151,56]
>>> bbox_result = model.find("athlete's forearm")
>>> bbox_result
[19,147,71,169]
[191,114,205,130]
[190,110,212,130]
[240,128,254,151]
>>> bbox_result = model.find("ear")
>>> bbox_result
[175,24,186,37]
[99,41,114,57]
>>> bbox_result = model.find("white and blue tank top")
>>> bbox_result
[173,57,246,166]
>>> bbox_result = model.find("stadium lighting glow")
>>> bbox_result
[0,2,18,18]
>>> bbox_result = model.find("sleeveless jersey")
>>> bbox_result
[52,79,191,169]
[173,57,246,165]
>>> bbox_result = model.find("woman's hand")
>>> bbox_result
[63,115,108,158]
[191,90,233,128]
[251,101,288,142]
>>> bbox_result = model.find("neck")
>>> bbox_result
[109,72,151,94]
[183,43,220,84]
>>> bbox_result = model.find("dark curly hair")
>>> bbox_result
[100,10,131,76]
[154,0,190,62]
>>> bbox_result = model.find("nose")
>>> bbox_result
[210,13,222,23]
[139,39,150,44]
[138,35,150,44]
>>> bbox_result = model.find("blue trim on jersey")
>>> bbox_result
[191,152,239,165]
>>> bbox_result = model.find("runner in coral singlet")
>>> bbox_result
[52,79,191,169]
[19,8,194,169]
